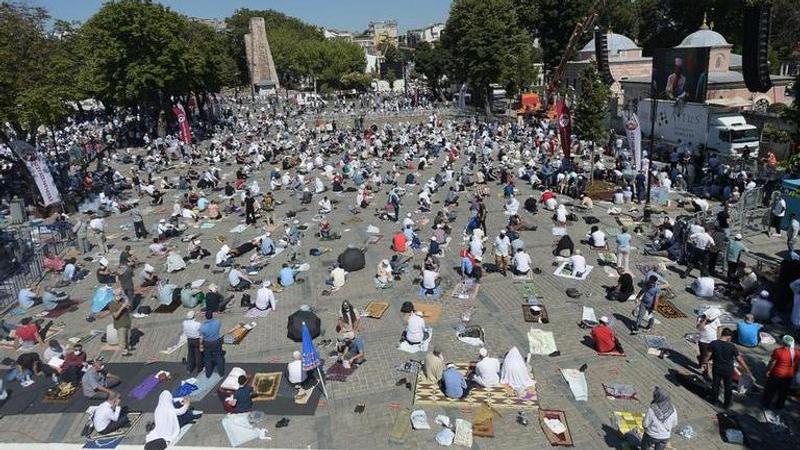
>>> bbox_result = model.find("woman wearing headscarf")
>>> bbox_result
[499,346,535,392]
[337,301,359,343]
[762,335,800,410]
[144,391,200,448]
[374,260,393,289]
[641,386,677,450]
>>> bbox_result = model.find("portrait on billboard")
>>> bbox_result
[652,47,710,102]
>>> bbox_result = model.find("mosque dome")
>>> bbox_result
[580,32,639,55]
[678,16,731,48]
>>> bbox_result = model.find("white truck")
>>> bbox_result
[638,99,760,159]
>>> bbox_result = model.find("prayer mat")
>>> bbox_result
[366,234,384,245]
[224,324,252,345]
[180,233,200,243]
[199,222,216,229]
[602,383,638,400]
[655,299,687,318]
[252,372,282,401]
[397,328,432,354]
[450,280,480,301]
[364,301,390,319]
[613,411,644,436]
[42,300,80,318]
[522,304,550,323]
[129,373,162,400]
[325,361,356,382]
[644,335,669,349]
[188,372,222,401]
[222,413,261,447]
[159,334,186,355]
[472,403,501,437]
[597,348,626,357]
[414,303,443,325]
[512,272,534,282]
[43,382,78,403]
[539,409,574,447]
[388,408,412,444]
[553,262,594,280]
[519,283,541,299]
[561,369,588,401]
[598,252,618,265]
[152,298,181,314]
[85,411,143,448]
[528,328,558,356]
[414,363,539,410]
[472,419,494,438]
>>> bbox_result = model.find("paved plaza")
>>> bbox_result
[0,112,797,450]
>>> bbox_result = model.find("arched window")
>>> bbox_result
[715,55,724,69]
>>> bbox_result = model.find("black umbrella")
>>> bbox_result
[287,309,321,342]
[338,247,365,271]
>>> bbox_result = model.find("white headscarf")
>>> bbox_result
[145,391,181,444]
[500,346,535,390]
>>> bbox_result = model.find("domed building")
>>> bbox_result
[619,20,792,111]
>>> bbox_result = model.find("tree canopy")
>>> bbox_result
[574,64,612,144]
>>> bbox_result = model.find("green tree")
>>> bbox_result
[441,0,538,114]
[78,0,193,115]
[340,72,373,91]
[0,4,74,142]
[413,41,450,98]
[574,64,611,144]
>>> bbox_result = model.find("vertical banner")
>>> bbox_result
[172,103,193,144]
[557,100,572,158]
[11,141,61,206]
[625,112,642,170]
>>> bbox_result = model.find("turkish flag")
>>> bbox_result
[557,100,571,158]
[172,103,192,144]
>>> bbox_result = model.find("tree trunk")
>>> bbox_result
[484,85,492,117]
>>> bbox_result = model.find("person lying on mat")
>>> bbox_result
[82,359,121,399]
[42,286,72,311]
[92,393,130,435]
[225,375,254,413]
[591,317,619,353]
[145,391,202,448]
[442,363,469,399]
[472,348,500,388]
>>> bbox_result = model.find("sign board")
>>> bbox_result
[652,47,710,102]
[639,99,709,147]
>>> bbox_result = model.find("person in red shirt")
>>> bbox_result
[392,231,407,253]
[591,317,618,353]
[14,317,50,347]
[762,335,800,410]
[43,252,65,273]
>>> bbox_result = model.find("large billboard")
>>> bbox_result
[652,47,710,103]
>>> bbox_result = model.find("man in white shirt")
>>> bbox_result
[472,348,500,387]
[422,268,439,292]
[696,308,721,379]
[404,311,427,344]
[327,264,347,289]
[686,230,715,278]
[770,194,787,237]
[787,213,800,255]
[691,276,715,298]
[287,351,310,387]
[228,265,253,290]
[494,231,511,276]
[148,238,168,256]
[183,311,203,374]
[691,196,710,213]
[588,226,607,248]
[569,249,587,277]
[92,394,129,435]
[512,248,532,276]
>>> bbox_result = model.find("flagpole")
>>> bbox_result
[316,366,329,399]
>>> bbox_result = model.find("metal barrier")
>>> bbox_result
[0,223,73,309]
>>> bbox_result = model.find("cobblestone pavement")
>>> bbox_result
[0,118,797,449]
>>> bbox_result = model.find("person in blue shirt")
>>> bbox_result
[338,337,366,366]
[615,227,632,271]
[196,196,209,212]
[736,314,761,347]
[279,263,295,287]
[199,310,224,377]
[17,286,40,311]
[260,233,275,256]
[632,275,660,335]
[442,363,469,399]
[231,375,254,413]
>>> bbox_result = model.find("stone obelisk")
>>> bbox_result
[245,17,280,89]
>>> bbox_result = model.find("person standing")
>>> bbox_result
[641,387,678,450]
[787,213,799,257]
[117,263,135,308]
[110,293,132,356]
[199,310,224,378]
[696,308,721,380]
[131,207,148,240]
[493,230,511,277]
[725,234,747,282]
[770,192,786,237]
[684,227,714,278]
[182,311,203,375]
[389,188,401,222]
[73,218,91,254]
[761,335,800,411]
[615,226,632,271]
[709,328,750,409]
[244,190,256,225]
[631,275,660,335]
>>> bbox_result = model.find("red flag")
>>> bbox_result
[172,103,192,144]
[557,100,572,158]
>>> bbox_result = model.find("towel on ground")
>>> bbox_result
[528,328,558,355]
[561,369,588,401]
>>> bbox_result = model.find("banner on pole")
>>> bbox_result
[557,100,572,158]
[625,112,642,171]
[11,140,61,206]
[172,103,193,144]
